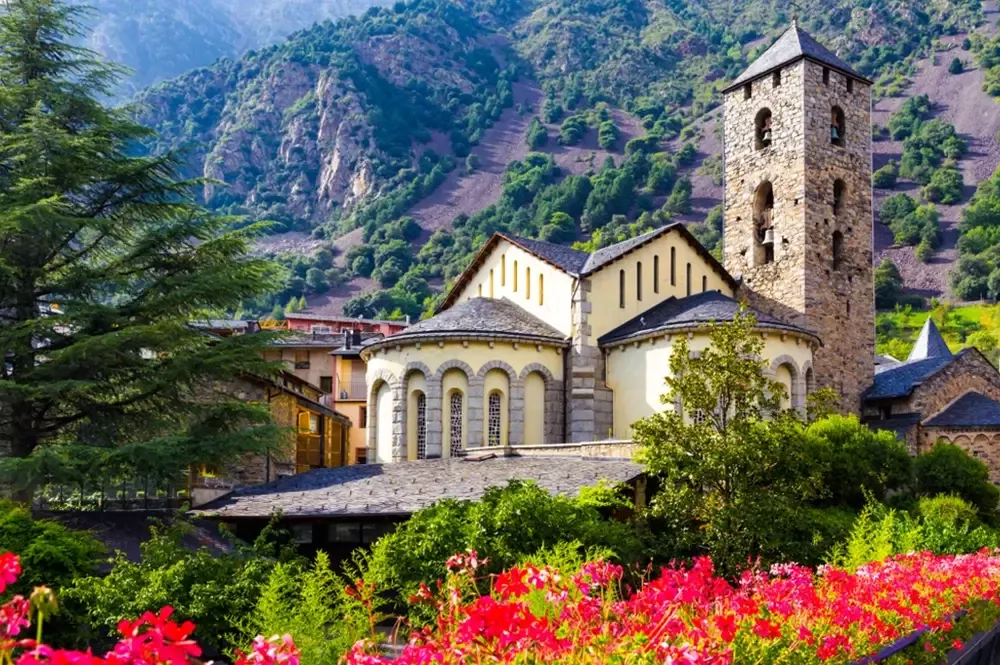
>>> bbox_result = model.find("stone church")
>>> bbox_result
[360,23,1000,476]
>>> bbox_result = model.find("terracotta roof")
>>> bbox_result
[597,290,816,346]
[365,298,568,350]
[192,456,644,519]
[724,23,869,92]
[925,392,1000,428]
[907,318,953,361]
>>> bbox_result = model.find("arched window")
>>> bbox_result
[619,269,625,308]
[636,262,643,301]
[831,106,845,146]
[449,392,463,453]
[487,392,502,447]
[686,263,692,296]
[755,108,773,150]
[415,392,427,459]
[670,247,676,285]
[833,179,846,216]
[753,181,775,265]
[653,255,660,293]
[513,260,518,291]
[526,266,531,299]
[832,230,844,270]
[538,273,544,305]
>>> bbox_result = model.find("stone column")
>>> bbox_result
[467,378,484,448]
[425,382,443,458]
[508,378,525,445]
[391,382,407,462]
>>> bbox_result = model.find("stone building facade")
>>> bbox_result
[722,24,875,413]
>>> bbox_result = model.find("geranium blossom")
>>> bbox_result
[347,550,1000,665]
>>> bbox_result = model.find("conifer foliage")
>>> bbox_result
[0,0,281,493]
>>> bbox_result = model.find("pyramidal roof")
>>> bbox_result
[724,22,868,92]
[907,318,953,362]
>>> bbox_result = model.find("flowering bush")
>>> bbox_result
[0,552,299,665]
[347,549,1000,665]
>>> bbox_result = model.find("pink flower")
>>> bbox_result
[0,554,21,594]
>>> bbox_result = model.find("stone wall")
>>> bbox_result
[569,276,615,442]
[723,58,874,415]
[906,351,1000,417]
[920,428,1000,482]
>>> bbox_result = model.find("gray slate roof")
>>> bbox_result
[725,24,867,92]
[193,456,644,519]
[907,318,953,361]
[925,392,1000,428]
[499,233,590,275]
[597,290,815,345]
[864,351,965,401]
[375,297,567,344]
[582,226,671,274]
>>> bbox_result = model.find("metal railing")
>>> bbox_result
[337,378,368,400]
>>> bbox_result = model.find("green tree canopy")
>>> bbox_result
[0,0,281,493]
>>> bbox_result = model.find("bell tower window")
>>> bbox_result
[832,230,844,270]
[754,108,773,150]
[773,70,781,87]
[744,83,752,100]
[831,106,845,146]
[832,179,846,216]
[753,181,775,265]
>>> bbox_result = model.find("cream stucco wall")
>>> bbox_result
[605,330,814,439]
[365,340,564,382]
[587,230,735,344]
[524,372,546,445]
[406,373,427,460]
[266,347,336,390]
[452,239,575,336]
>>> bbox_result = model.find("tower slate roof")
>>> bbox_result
[864,351,968,401]
[597,290,817,346]
[724,23,869,92]
[907,318,953,362]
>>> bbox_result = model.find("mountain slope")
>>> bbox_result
[132,0,987,316]
[73,0,390,97]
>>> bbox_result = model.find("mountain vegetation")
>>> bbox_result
[132,0,986,317]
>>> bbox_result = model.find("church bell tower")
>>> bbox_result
[722,23,875,413]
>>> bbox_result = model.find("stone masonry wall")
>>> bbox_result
[905,350,1000,419]
[919,427,1000,481]
[570,277,615,442]
[724,58,874,415]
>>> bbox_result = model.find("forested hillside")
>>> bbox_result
[71,0,389,97]
[135,0,988,318]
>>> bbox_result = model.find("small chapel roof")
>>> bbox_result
[192,455,644,519]
[907,318,953,362]
[724,23,869,93]
[597,290,818,346]
[364,297,567,351]
[865,352,965,401]
[924,392,1000,428]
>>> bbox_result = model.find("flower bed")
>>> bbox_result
[0,552,299,665]
[347,550,1000,665]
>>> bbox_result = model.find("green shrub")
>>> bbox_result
[916,239,934,262]
[875,258,904,309]
[241,552,369,665]
[915,443,1000,518]
[597,120,619,150]
[923,165,964,203]
[949,57,964,74]
[559,114,588,145]
[365,480,644,618]
[465,153,480,173]
[918,494,980,525]
[67,521,295,654]
[676,142,696,166]
[663,177,692,214]
[526,117,547,150]
[872,162,899,188]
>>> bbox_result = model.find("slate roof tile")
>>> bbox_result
[597,290,815,345]
[864,352,965,401]
[378,298,567,344]
[193,456,644,518]
[725,24,867,92]
[498,233,591,274]
[925,392,1000,428]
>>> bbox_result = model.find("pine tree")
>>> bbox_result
[0,0,282,495]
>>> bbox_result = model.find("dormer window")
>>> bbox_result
[831,106,845,146]
[755,108,773,150]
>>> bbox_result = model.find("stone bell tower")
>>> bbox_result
[721,22,875,414]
